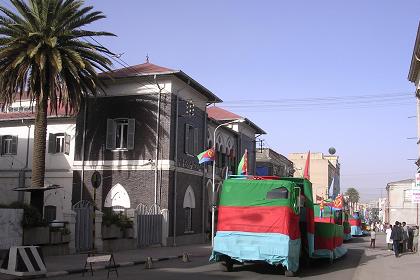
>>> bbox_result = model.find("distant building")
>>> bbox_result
[386,179,418,225]
[288,152,340,201]
[255,148,294,177]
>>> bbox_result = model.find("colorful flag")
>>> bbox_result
[237,149,248,175]
[333,194,343,209]
[303,151,310,180]
[196,148,215,164]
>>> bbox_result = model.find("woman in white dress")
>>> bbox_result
[386,224,393,250]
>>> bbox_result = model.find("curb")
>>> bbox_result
[41,255,183,278]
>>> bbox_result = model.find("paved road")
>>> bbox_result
[42,238,366,280]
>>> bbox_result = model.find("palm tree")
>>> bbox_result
[345,187,360,213]
[0,0,114,213]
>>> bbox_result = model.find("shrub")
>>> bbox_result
[102,208,133,229]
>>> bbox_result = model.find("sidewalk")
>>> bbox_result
[353,233,420,280]
[1,243,212,279]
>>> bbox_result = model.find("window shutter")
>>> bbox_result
[0,135,3,155]
[194,128,198,154]
[184,124,189,154]
[64,133,71,155]
[127,119,135,150]
[11,136,18,155]
[106,119,116,150]
[48,133,56,154]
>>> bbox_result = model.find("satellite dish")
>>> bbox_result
[328,147,336,155]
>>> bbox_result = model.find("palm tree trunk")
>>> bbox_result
[30,94,48,214]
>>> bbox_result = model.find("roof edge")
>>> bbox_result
[408,22,420,82]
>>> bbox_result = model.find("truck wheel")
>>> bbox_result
[285,270,296,277]
[219,261,233,272]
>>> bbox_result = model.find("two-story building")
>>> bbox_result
[0,101,76,221]
[0,61,266,249]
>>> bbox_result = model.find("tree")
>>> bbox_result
[345,187,360,213]
[0,0,114,213]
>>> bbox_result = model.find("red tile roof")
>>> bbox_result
[207,106,242,120]
[100,62,175,79]
[0,102,74,121]
[207,106,266,134]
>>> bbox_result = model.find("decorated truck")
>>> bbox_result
[349,211,363,236]
[313,196,352,241]
[210,176,347,276]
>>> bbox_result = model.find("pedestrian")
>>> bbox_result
[391,221,403,257]
[402,222,409,253]
[370,228,376,248]
[413,226,419,253]
[408,226,414,252]
[386,224,393,251]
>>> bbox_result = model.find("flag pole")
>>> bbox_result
[211,119,244,247]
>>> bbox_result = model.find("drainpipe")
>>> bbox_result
[172,96,179,246]
[154,76,163,206]
[80,96,88,202]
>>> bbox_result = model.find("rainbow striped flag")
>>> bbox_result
[197,148,215,164]
[237,149,248,175]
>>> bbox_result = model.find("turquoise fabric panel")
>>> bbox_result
[307,233,315,257]
[344,233,352,241]
[333,245,348,259]
[210,231,301,272]
[351,226,363,236]
[312,249,333,259]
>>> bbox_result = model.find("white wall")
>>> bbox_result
[388,182,418,225]
[0,119,75,220]
[102,76,173,97]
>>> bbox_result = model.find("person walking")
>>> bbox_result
[408,226,414,252]
[386,224,393,251]
[370,228,376,248]
[391,221,403,257]
[402,222,409,253]
[413,226,419,253]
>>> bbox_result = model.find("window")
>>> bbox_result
[106,118,135,150]
[44,205,57,223]
[183,186,196,233]
[184,124,198,155]
[266,187,289,199]
[184,207,192,232]
[404,189,412,202]
[48,133,70,154]
[0,135,18,155]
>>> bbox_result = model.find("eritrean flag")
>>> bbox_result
[197,148,215,164]
[237,149,248,175]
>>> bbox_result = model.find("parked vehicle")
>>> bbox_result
[210,176,347,276]
[349,212,363,236]
[313,196,352,241]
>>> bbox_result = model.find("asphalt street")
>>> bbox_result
[41,237,366,280]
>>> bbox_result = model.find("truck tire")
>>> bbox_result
[219,260,233,272]
[285,270,296,277]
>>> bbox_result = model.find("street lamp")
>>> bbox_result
[211,118,245,247]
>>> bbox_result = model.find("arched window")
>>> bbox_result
[104,183,131,211]
[183,186,196,232]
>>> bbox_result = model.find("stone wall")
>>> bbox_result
[0,208,23,249]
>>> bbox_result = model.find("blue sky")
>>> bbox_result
[85,0,419,201]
